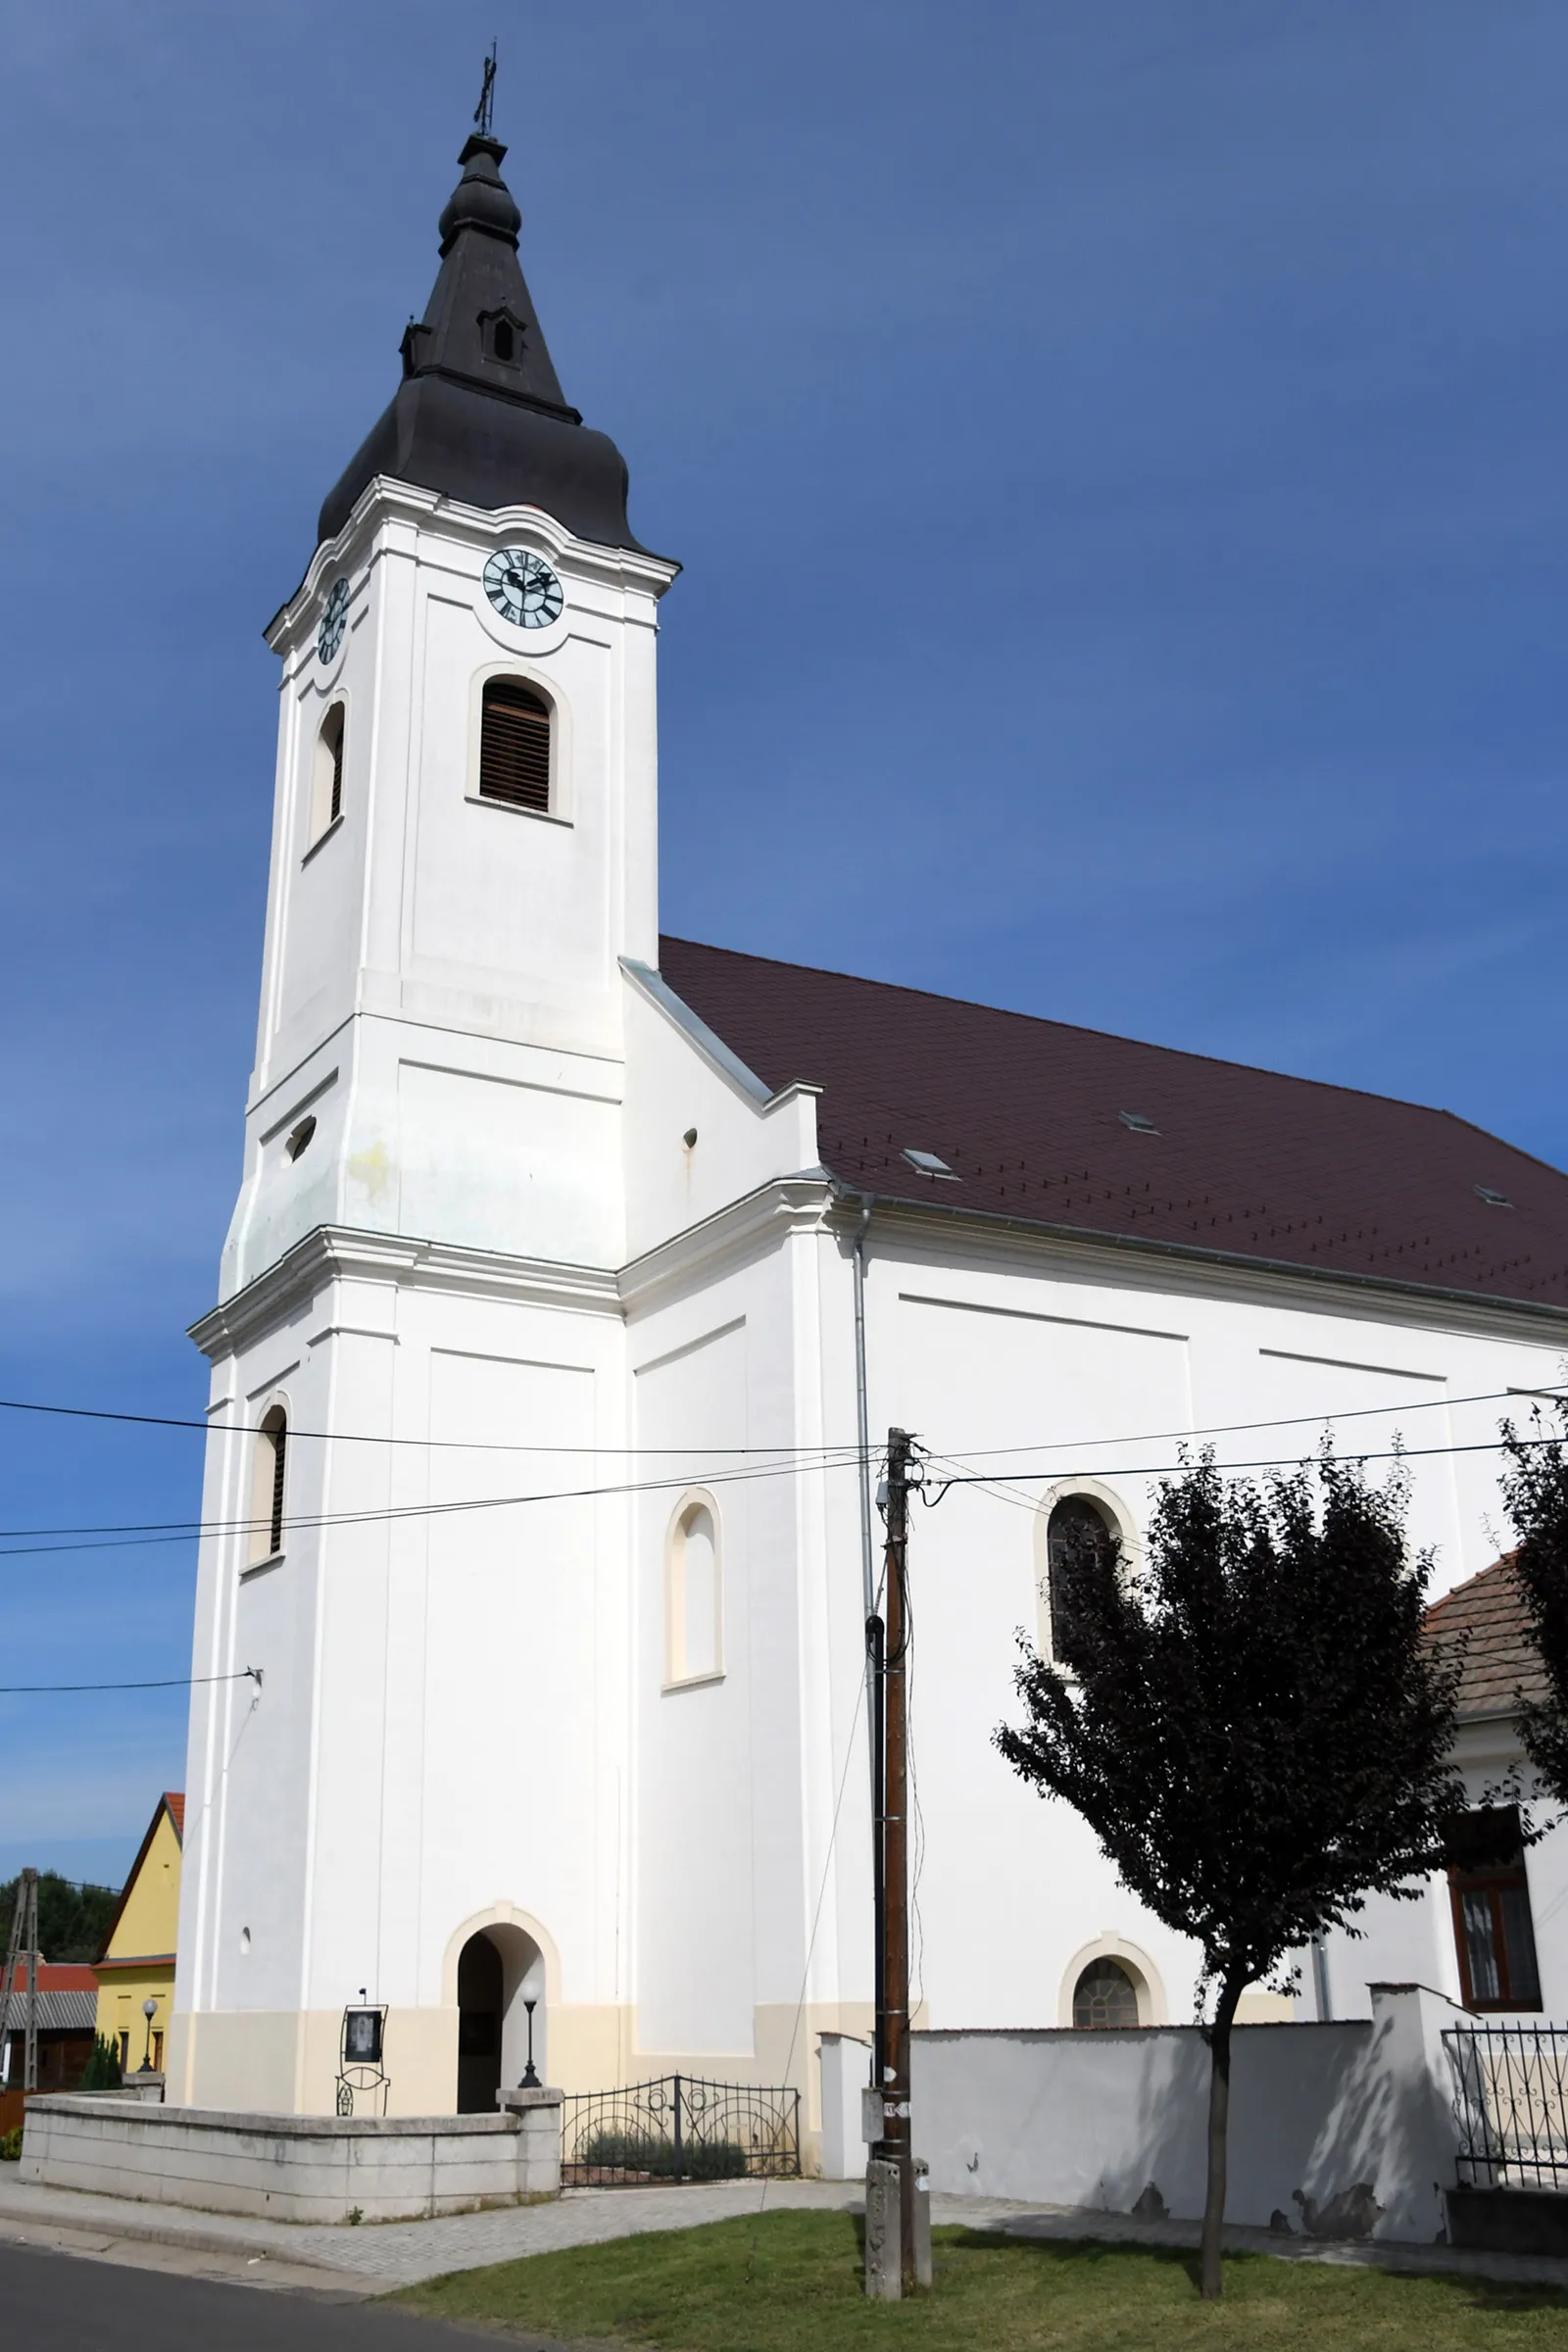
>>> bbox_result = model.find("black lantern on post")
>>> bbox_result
[518,1997,540,2089]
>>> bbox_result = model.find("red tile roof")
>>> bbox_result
[1426,1555,1550,1723]
[659,939,1568,1313]
[3,1963,97,1994]
[166,1791,184,1839]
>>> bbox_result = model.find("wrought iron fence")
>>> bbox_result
[562,2074,801,2187]
[1446,2024,1568,2190]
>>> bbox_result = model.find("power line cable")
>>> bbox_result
[941,1384,1552,1463]
[0,1393,865,1458]
[936,1432,1563,1489]
[0,1669,258,1697]
[0,1451,867,1560]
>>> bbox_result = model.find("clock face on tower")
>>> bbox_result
[483,548,564,630]
[317,577,350,663]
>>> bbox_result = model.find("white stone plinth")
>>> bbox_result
[20,2093,562,2223]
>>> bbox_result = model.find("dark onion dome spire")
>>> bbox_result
[318,131,648,553]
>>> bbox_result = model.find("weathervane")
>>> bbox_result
[474,41,498,136]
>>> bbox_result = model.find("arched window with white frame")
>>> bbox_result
[1035,1484,1130,1664]
[249,1404,287,1566]
[665,1494,722,1688]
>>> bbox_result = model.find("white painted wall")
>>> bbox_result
[821,1983,1468,2245]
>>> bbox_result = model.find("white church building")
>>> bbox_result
[169,120,1568,2135]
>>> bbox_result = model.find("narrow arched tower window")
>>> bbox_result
[666,1499,721,1685]
[479,679,551,811]
[250,1405,287,1565]
[310,704,345,842]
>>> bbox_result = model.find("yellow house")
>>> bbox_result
[93,1792,183,2076]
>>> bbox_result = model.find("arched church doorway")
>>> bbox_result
[453,1919,549,2113]
[456,1933,504,2113]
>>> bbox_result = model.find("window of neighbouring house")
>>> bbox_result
[1446,1806,1542,2010]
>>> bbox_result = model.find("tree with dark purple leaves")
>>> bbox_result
[1500,1404,1568,1806]
[996,1449,1461,2301]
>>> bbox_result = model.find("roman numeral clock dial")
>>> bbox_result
[483,548,564,629]
[317,576,350,662]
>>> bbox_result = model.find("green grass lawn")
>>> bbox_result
[393,2209,1568,2350]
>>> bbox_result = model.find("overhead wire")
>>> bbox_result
[0,1399,1563,1557]
[0,1451,868,1561]
[0,1668,258,1697]
[0,1393,867,1458]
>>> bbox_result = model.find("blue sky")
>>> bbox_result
[3,2,1566,1885]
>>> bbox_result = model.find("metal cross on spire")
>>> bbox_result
[473,41,498,136]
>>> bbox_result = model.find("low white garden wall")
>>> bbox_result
[20,2087,562,2223]
[821,1984,1467,2245]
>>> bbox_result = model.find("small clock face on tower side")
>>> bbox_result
[483,548,564,630]
[317,576,350,663]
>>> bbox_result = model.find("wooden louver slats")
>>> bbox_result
[269,1417,287,1556]
[479,680,551,810]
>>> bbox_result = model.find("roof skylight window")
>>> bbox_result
[1475,1184,1513,1207]
[903,1148,959,1181]
[1119,1110,1159,1135]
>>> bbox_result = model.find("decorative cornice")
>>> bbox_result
[619,1177,838,1318]
[819,1184,1568,1348]
[190,1225,621,1361]
[267,480,679,656]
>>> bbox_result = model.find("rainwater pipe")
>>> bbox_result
[853,1192,876,1625]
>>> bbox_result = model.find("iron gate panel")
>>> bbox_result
[1446,2024,1568,2191]
[562,2074,801,2186]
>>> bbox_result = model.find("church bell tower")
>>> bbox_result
[222,121,677,1295]
[173,110,676,2116]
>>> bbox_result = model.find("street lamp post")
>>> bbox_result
[518,1998,540,2089]
[140,1996,158,2074]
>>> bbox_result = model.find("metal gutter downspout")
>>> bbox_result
[853,1191,885,2094]
[854,1193,876,1622]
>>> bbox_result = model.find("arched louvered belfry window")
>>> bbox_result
[310,704,345,842]
[479,678,551,811]
[249,1404,287,1565]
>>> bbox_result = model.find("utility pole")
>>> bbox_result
[865,1431,928,2298]
[0,1869,39,2099]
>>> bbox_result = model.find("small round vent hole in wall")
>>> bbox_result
[285,1116,318,1162]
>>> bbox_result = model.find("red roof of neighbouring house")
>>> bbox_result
[3,1964,97,1994]
[166,1792,184,1838]
[659,938,1568,1313]
[1426,1556,1550,1724]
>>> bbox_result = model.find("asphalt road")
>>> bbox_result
[0,2240,580,2350]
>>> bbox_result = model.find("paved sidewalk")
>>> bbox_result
[4,2165,1568,2298]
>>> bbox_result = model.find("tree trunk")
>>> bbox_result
[1200,1974,1245,2301]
